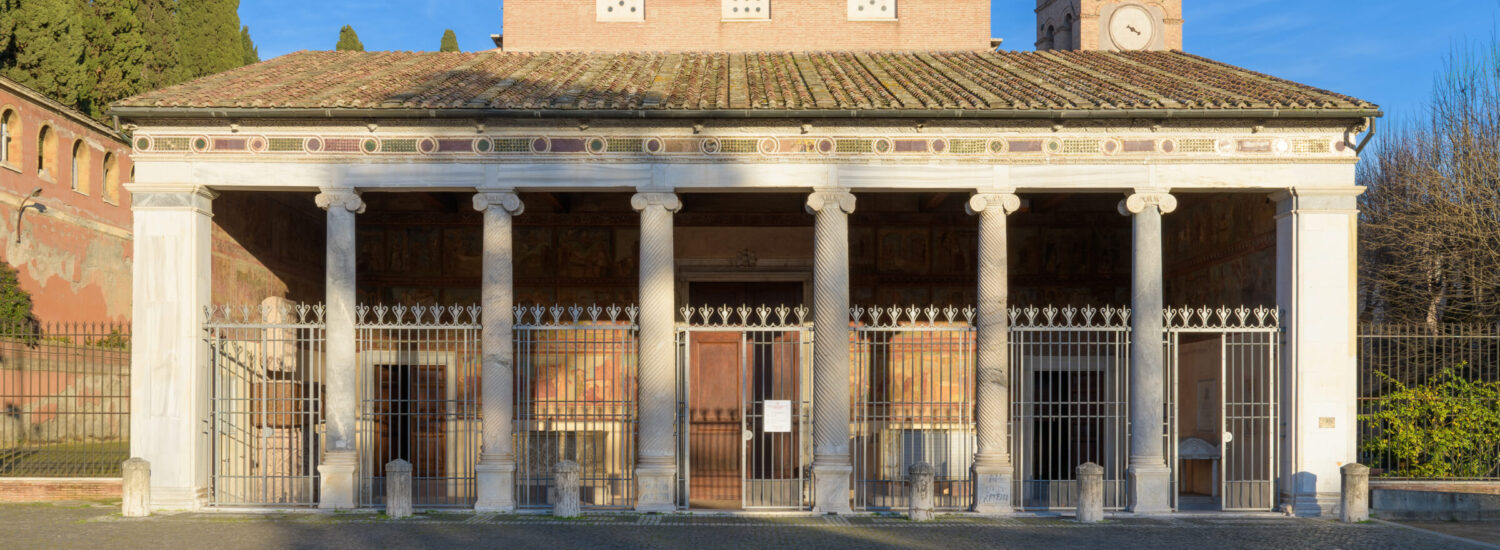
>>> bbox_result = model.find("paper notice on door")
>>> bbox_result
[764,400,792,433]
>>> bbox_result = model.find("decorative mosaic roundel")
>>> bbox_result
[988,139,1006,154]
[418,138,437,154]
[530,137,550,153]
[587,137,607,154]
[361,138,378,154]
[1160,139,1177,154]
[135,137,151,152]
[306,137,324,153]
[817,138,834,154]
[1045,139,1062,154]
[249,137,266,153]
[1102,139,1120,154]
[930,138,948,154]
[192,137,210,152]
[645,138,664,154]
[702,138,721,154]
[474,138,492,154]
[757,138,777,154]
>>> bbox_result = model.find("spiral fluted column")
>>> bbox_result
[967,191,1021,514]
[806,189,856,514]
[631,192,681,512]
[315,188,365,510]
[1119,189,1177,514]
[473,190,524,512]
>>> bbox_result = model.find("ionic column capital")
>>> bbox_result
[805,189,857,215]
[966,192,1021,216]
[473,190,525,215]
[631,192,682,213]
[316,188,366,214]
[1118,190,1177,216]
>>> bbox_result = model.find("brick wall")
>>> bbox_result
[502,0,992,52]
[0,478,122,502]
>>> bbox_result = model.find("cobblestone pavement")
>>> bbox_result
[3,502,1493,550]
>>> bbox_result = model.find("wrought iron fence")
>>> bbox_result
[206,304,325,507]
[357,304,483,509]
[851,305,976,511]
[515,304,638,510]
[0,321,129,478]
[1358,323,1500,480]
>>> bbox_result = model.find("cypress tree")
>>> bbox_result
[87,0,149,118]
[440,29,459,52]
[336,25,364,52]
[0,0,90,110]
[177,0,242,80]
[137,0,182,90]
[240,25,259,65]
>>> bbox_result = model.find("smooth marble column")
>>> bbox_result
[806,189,856,514]
[631,192,681,512]
[967,192,1021,514]
[127,183,216,510]
[1119,190,1176,514]
[315,188,364,509]
[1274,188,1362,517]
[474,190,524,512]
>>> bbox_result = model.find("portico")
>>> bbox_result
[116,48,1374,516]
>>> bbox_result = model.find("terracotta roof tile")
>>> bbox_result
[112,50,1377,115]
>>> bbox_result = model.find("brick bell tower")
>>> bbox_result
[1035,0,1182,51]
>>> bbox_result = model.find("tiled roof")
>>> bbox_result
[112,50,1377,116]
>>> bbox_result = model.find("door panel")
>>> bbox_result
[689,332,742,509]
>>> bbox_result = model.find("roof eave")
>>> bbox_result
[110,106,1384,123]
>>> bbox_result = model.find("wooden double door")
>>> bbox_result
[686,282,805,510]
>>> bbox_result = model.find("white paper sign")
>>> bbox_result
[764,400,793,433]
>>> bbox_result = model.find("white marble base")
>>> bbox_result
[972,471,1015,514]
[318,451,359,509]
[474,460,517,513]
[635,464,676,512]
[812,464,853,515]
[147,486,205,512]
[1127,464,1173,514]
[1288,492,1341,518]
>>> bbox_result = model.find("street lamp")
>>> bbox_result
[15,187,46,244]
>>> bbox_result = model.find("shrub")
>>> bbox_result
[1361,366,1500,478]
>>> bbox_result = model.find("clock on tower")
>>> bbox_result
[1034,0,1182,52]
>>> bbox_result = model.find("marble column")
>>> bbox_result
[1118,190,1176,514]
[315,188,365,509]
[127,184,216,510]
[1273,187,1362,517]
[967,191,1021,514]
[806,189,856,514]
[473,190,525,512]
[631,191,682,512]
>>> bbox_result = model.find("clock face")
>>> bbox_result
[1108,4,1156,51]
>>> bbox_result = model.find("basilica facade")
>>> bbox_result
[114,0,1376,517]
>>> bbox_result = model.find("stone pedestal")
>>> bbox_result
[122,457,150,518]
[317,450,358,509]
[316,189,365,510]
[474,191,524,513]
[632,192,682,513]
[1119,191,1176,515]
[1078,462,1104,523]
[908,463,935,522]
[1340,463,1369,523]
[967,192,1020,515]
[553,460,582,518]
[386,459,413,519]
[807,190,857,515]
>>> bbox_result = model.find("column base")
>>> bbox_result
[972,465,1015,515]
[1285,492,1341,518]
[1127,464,1173,514]
[318,450,359,509]
[812,463,853,515]
[474,456,516,513]
[148,486,207,512]
[635,462,676,513]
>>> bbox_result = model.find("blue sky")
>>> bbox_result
[241,1,1499,121]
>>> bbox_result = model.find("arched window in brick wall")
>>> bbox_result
[37,125,57,179]
[0,109,16,167]
[103,152,120,203]
[71,140,90,194]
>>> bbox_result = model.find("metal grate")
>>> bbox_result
[0,322,129,478]
[515,305,639,510]
[1358,323,1500,480]
[206,304,324,507]
[851,306,977,511]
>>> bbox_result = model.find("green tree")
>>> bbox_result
[1361,366,1500,478]
[0,0,90,110]
[86,0,149,119]
[440,29,459,52]
[335,25,364,52]
[240,25,259,65]
[0,262,35,327]
[177,0,243,80]
[137,0,182,90]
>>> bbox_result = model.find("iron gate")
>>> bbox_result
[678,305,812,510]
[1167,306,1280,512]
[514,305,639,510]
[206,303,326,507]
[851,305,977,511]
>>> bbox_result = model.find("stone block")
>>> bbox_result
[1341,463,1369,523]
[122,457,150,518]
[908,462,935,522]
[553,460,581,518]
[1078,462,1104,523]
[386,459,413,519]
